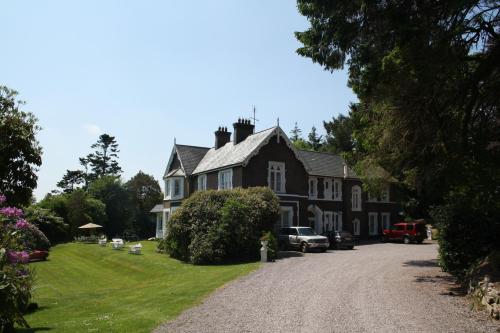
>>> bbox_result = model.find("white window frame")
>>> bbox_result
[218,169,233,190]
[164,179,171,199]
[381,212,391,230]
[368,212,378,235]
[324,211,333,231]
[351,185,362,211]
[333,179,342,201]
[381,187,390,202]
[323,178,332,199]
[197,174,207,191]
[309,177,318,199]
[353,219,360,236]
[268,161,286,193]
[279,206,294,228]
[333,212,343,232]
[171,177,184,200]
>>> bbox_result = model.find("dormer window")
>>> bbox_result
[309,177,318,198]
[268,162,285,193]
[164,177,184,200]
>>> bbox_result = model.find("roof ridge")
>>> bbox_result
[299,149,343,158]
[176,144,210,150]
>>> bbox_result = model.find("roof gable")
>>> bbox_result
[163,144,210,178]
[192,127,310,174]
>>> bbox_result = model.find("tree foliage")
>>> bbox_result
[125,171,162,238]
[0,86,42,206]
[87,134,122,178]
[296,0,500,278]
[65,190,107,235]
[56,170,86,193]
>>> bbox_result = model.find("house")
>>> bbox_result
[152,118,401,239]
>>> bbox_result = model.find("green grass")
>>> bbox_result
[19,241,259,333]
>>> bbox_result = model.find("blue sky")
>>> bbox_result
[1,1,356,200]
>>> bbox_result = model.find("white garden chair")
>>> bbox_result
[111,238,124,250]
[128,243,142,255]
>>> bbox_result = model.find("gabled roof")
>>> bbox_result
[298,150,358,179]
[192,127,310,175]
[164,144,210,178]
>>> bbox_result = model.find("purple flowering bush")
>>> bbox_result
[0,195,34,331]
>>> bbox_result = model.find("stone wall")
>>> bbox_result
[474,277,500,320]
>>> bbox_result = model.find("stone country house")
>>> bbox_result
[151,118,401,239]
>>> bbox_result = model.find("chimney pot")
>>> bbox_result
[215,126,231,149]
[233,117,255,144]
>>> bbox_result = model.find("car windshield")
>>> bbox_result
[298,228,317,236]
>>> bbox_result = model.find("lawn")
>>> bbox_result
[19,241,259,332]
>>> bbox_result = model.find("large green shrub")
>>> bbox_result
[24,206,70,244]
[431,187,500,282]
[162,187,280,264]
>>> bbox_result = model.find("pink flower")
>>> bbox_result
[15,219,30,229]
[0,207,24,218]
[7,251,30,264]
[0,194,6,204]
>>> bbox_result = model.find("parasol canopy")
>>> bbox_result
[78,223,103,229]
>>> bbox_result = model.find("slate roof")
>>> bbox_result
[298,150,358,179]
[193,127,278,174]
[173,144,210,176]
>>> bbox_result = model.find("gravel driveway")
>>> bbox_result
[154,242,499,333]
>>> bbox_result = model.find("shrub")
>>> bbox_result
[163,187,280,264]
[24,206,70,244]
[0,195,35,331]
[431,187,500,282]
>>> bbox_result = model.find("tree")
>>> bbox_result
[296,0,500,278]
[0,86,42,206]
[56,170,86,193]
[65,189,107,235]
[87,134,122,178]
[307,126,323,151]
[289,122,302,142]
[323,105,358,154]
[89,176,131,237]
[125,171,162,238]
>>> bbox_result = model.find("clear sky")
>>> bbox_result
[1,1,356,200]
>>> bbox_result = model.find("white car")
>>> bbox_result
[278,227,329,253]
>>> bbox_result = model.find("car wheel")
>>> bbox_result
[403,236,410,244]
[301,243,308,253]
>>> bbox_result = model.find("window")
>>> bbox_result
[197,174,207,191]
[381,187,390,202]
[289,228,298,236]
[268,162,286,193]
[164,179,170,198]
[333,212,343,232]
[324,179,332,199]
[174,179,180,196]
[368,192,377,202]
[333,179,342,200]
[309,177,318,198]
[368,213,378,235]
[381,213,391,230]
[351,185,362,211]
[218,169,233,190]
[353,219,360,236]
[279,206,293,228]
[324,212,333,231]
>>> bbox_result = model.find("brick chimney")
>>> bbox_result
[214,126,231,149]
[233,118,255,144]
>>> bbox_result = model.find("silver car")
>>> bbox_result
[278,227,330,253]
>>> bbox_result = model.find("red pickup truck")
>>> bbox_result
[382,221,426,244]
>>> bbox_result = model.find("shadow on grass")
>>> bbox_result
[15,327,52,332]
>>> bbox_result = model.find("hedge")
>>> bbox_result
[161,187,280,264]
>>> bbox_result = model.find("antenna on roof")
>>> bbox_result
[251,106,259,133]
[174,137,176,145]
[277,117,280,127]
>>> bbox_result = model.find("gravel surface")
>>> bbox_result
[154,242,499,333]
